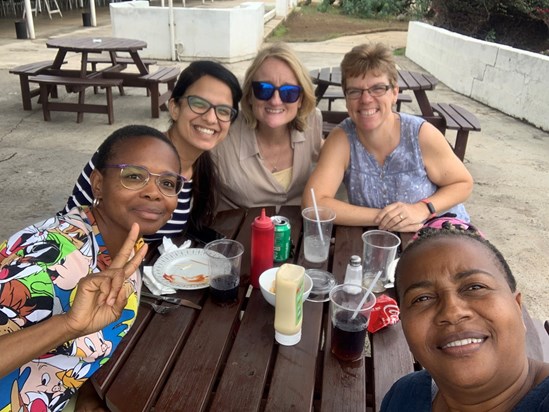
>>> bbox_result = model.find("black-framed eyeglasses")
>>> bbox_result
[251,81,302,103]
[185,95,237,122]
[345,84,393,100]
[103,164,184,197]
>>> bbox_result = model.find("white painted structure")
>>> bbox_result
[110,1,264,63]
[406,21,549,132]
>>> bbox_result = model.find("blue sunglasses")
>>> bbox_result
[251,81,302,103]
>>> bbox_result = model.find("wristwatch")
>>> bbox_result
[420,198,436,219]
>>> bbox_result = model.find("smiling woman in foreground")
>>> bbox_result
[382,225,549,411]
[0,125,181,411]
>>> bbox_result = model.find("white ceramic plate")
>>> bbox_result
[152,249,210,290]
[386,257,400,287]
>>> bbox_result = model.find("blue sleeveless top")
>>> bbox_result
[341,113,469,221]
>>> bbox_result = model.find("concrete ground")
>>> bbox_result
[0,7,548,321]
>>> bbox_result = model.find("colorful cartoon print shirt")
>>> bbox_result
[0,207,141,412]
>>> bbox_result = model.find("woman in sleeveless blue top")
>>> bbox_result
[303,43,473,232]
[381,223,549,411]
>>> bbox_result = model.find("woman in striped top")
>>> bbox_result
[61,61,243,241]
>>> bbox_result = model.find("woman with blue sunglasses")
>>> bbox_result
[212,42,323,211]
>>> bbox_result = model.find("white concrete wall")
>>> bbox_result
[110,1,264,63]
[406,21,549,132]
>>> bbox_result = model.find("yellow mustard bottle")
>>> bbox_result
[274,263,305,346]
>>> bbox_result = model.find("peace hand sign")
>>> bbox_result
[63,223,148,338]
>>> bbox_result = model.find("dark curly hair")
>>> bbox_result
[394,226,516,305]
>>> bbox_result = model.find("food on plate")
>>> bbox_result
[163,273,207,284]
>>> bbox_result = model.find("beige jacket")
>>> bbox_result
[212,108,323,211]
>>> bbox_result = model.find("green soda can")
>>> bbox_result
[272,216,291,262]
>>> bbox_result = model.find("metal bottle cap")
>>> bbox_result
[350,255,361,266]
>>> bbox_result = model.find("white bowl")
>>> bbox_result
[259,267,313,307]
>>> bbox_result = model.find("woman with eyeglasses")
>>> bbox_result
[212,42,323,211]
[61,61,242,240]
[302,42,473,232]
[0,125,181,411]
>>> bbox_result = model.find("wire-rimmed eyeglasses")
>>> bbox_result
[185,95,237,122]
[345,84,393,100]
[103,164,184,197]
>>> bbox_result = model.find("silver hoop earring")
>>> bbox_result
[92,198,100,208]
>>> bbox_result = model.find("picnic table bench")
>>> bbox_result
[321,88,413,111]
[139,66,180,118]
[430,102,482,161]
[102,65,180,118]
[87,55,157,72]
[28,74,123,124]
[311,66,482,160]
[9,61,59,110]
[87,55,157,96]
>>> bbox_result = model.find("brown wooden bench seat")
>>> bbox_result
[28,74,124,124]
[431,103,481,161]
[87,55,157,71]
[320,88,413,111]
[88,56,157,96]
[138,66,180,118]
[9,61,59,110]
[321,110,348,138]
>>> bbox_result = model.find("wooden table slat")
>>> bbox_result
[372,322,415,411]
[104,304,199,412]
[153,287,248,412]
[265,301,324,412]
[209,292,276,411]
[321,312,367,412]
[92,305,153,396]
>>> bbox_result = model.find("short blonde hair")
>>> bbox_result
[241,42,316,132]
[340,43,398,91]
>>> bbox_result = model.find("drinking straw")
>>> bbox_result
[350,270,381,320]
[310,188,324,244]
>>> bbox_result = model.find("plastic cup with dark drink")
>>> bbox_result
[329,284,376,362]
[204,239,244,306]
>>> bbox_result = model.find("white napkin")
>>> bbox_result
[158,237,192,255]
[142,237,193,295]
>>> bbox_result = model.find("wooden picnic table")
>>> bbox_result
[310,66,439,117]
[309,66,483,161]
[91,206,547,411]
[15,37,179,123]
[46,37,149,78]
[91,206,416,412]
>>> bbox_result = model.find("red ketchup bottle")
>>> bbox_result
[250,208,274,289]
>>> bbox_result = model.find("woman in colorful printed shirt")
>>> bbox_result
[61,61,243,240]
[0,125,181,411]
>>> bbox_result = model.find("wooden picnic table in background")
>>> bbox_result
[46,37,149,77]
[10,37,179,123]
[309,66,439,116]
[310,66,482,161]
